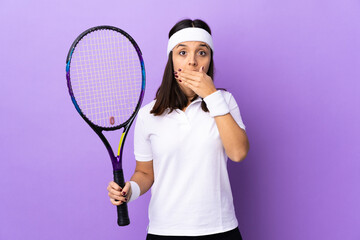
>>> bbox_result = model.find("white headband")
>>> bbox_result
[167,27,213,56]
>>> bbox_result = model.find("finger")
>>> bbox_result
[180,68,203,77]
[121,181,131,197]
[183,66,207,76]
[178,75,199,88]
[180,79,197,92]
[176,74,198,85]
[108,187,122,198]
[110,181,122,191]
[199,66,204,72]
[109,192,122,201]
[110,198,121,205]
[108,181,120,192]
[110,197,127,206]
[109,190,128,201]
[177,72,200,82]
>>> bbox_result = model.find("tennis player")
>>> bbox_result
[107,18,249,239]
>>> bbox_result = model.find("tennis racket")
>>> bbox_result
[65,25,145,226]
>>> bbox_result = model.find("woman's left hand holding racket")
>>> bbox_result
[107,181,132,206]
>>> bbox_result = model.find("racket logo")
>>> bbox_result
[110,116,115,125]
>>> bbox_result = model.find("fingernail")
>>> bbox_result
[175,75,178,78]
[178,68,181,71]
[179,79,182,82]
[125,198,128,201]
[174,71,177,74]
[122,192,126,196]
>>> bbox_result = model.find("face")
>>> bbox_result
[172,41,211,97]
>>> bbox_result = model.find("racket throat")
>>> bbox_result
[112,155,123,171]
[117,132,125,156]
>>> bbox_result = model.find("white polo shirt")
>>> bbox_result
[134,90,246,236]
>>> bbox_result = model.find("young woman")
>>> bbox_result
[107,19,249,240]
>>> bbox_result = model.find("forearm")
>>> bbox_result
[215,114,249,162]
[130,169,154,196]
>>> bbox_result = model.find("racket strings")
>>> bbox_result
[70,29,142,128]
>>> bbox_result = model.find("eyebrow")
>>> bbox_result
[177,43,209,49]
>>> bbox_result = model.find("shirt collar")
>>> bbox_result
[191,97,203,104]
[164,96,203,116]
[172,97,203,114]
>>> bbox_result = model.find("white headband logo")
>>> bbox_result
[167,27,213,56]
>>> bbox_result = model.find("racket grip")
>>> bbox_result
[113,169,130,226]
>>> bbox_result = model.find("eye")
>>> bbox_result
[179,51,186,56]
[199,50,207,56]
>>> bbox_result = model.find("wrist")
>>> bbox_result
[203,90,230,117]
[203,88,217,98]
[128,181,140,203]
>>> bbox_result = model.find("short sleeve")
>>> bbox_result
[225,92,246,131]
[133,112,153,161]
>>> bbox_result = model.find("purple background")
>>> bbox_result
[1,0,359,239]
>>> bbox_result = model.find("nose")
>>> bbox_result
[188,54,197,67]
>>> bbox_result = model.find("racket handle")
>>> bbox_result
[113,169,130,226]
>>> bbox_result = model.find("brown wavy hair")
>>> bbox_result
[150,19,215,116]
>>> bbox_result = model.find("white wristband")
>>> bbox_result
[128,181,141,203]
[203,90,230,117]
